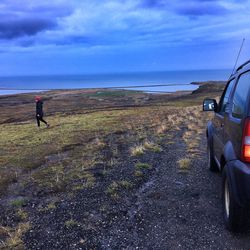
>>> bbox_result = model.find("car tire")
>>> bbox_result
[207,140,218,172]
[222,168,245,232]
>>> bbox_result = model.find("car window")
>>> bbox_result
[232,71,250,119]
[218,79,235,114]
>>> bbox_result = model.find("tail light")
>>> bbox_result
[241,117,250,162]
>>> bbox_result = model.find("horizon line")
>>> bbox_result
[0,68,231,78]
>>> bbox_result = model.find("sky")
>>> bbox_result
[0,0,250,75]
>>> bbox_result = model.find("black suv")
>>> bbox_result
[203,60,250,232]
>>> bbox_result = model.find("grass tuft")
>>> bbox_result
[11,198,26,208]
[0,222,30,249]
[131,145,145,156]
[134,170,144,177]
[106,182,120,199]
[144,141,162,153]
[178,158,191,172]
[135,162,152,170]
[64,219,78,228]
[119,180,133,189]
[106,180,133,199]
[16,209,28,220]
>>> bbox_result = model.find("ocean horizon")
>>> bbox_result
[0,69,230,96]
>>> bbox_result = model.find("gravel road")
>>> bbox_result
[102,136,250,249]
[23,126,250,250]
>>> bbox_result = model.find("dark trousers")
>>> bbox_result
[36,115,47,127]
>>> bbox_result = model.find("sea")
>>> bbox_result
[0,69,230,96]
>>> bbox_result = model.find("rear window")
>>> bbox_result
[232,71,250,119]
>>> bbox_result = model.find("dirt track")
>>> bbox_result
[23,126,250,249]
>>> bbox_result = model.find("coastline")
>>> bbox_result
[0,89,47,96]
[0,80,226,97]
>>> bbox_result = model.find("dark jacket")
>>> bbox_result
[36,101,44,116]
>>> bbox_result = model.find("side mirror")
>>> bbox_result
[203,99,218,112]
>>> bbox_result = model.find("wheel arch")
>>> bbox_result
[223,141,237,162]
[220,141,237,171]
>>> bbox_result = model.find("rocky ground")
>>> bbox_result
[23,109,250,249]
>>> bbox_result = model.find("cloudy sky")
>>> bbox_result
[0,0,250,75]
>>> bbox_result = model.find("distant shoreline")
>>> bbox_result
[0,69,230,96]
[0,85,193,96]
[0,80,226,97]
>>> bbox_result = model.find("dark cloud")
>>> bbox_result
[0,1,73,41]
[139,0,167,8]
[0,1,73,16]
[17,38,35,47]
[0,18,56,39]
[55,35,97,46]
[140,0,221,8]
[140,0,228,16]
[176,3,228,16]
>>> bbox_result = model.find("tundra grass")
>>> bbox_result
[0,103,209,196]
[0,111,130,194]
[0,106,169,195]
[0,86,223,248]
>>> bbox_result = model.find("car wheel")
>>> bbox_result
[207,140,218,172]
[222,168,245,232]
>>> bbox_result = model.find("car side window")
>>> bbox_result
[218,79,235,114]
[232,72,250,119]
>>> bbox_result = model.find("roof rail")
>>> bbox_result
[236,60,250,72]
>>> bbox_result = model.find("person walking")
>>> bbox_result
[35,96,49,128]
